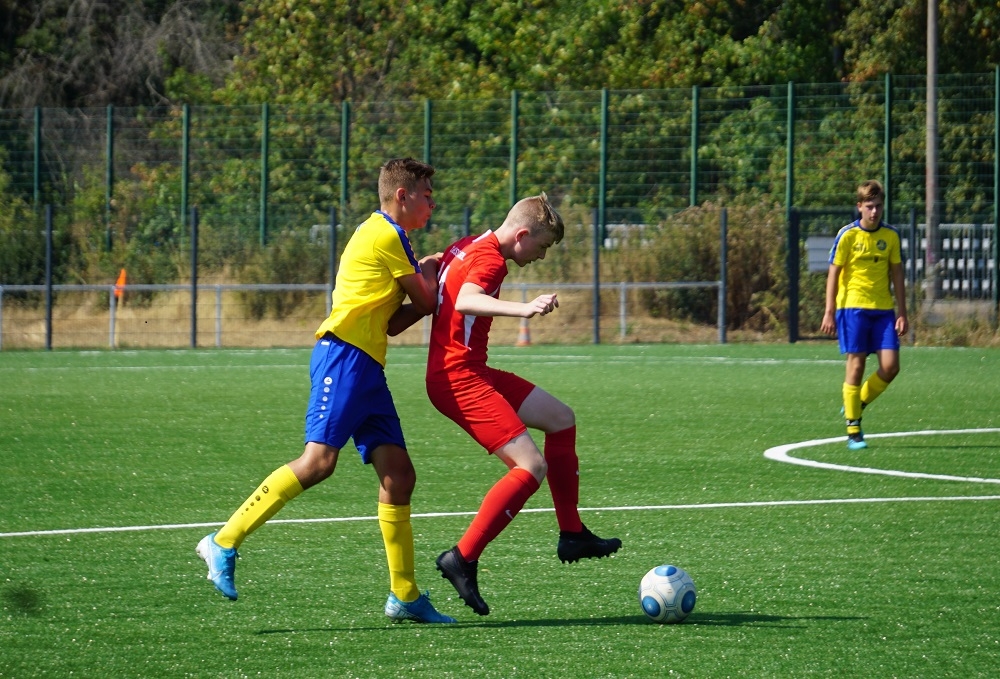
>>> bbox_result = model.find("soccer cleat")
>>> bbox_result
[384,592,457,623]
[847,432,868,450]
[436,546,489,616]
[196,532,239,600]
[557,525,622,564]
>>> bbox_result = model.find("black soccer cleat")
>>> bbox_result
[557,525,622,564]
[436,546,490,616]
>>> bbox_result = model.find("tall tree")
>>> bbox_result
[0,0,240,108]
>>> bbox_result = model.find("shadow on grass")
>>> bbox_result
[1,583,45,616]
[257,610,864,634]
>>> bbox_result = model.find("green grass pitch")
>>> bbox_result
[2,343,999,677]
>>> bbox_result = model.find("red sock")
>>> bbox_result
[544,426,583,532]
[458,467,540,562]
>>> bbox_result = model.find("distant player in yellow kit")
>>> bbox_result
[821,180,908,450]
[196,158,455,623]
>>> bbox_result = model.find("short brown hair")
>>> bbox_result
[504,192,564,243]
[856,179,885,204]
[378,158,435,205]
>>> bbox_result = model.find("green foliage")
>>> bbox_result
[0,160,42,285]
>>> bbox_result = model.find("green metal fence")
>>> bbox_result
[0,72,997,302]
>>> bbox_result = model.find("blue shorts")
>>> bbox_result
[304,334,405,463]
[835,308,900,355]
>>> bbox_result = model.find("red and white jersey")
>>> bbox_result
[427,230,507,378]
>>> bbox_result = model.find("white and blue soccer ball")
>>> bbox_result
[638,564,696,623]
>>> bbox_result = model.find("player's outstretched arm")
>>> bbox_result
[456,283,558,319]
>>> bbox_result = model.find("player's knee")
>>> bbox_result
[525,457,547,483]
[550,403,575,432]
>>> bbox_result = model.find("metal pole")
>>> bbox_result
[510,90,519,207]
[181,104,190,245]
[925,0,940,303]
[340,101,350,226]
[719,207,728,344]
[599,88,608,243]
[690,85,699,207]
[215,285,222,348]
[994,65,999,325]
[105,104,114,251]
[45,204,52,351]
[592,207,601,344]
[260,102,269,246]
[909,208,918,343]
[329,205,337,317]
[463,206,471,238]
[787,207,800,343]
[884,73,892,222]
[424,99,432,165]
[33,107,41,210]
[190,206,198,348]
[785,82,795,227]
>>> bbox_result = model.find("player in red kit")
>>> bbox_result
[426,193,621,616]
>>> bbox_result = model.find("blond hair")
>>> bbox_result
[378,158,435,206]
[856,179,885,204]
[502,192,564,243]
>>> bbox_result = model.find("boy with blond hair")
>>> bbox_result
[427,193,621,616]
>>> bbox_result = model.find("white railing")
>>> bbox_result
[0,280,723,350]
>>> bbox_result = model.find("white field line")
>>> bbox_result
[4,495,1000,539]
[764,428,1000,483]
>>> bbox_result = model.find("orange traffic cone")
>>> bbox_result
[516,318,532,346]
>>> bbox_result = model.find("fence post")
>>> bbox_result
[33,107,41,209]
[105,104,114,251]
[215,285,222,348]
[690,84,699,207]
[592,207,601,344]
[260,102,269,246]
[510,90,519,207]
[181,104,189,245]
[109,287,116,349]
[599,88,608,242]
[190,206,198,349]
[785,82,795,228]
[340,101,350,225]
[329,205,338,317]
[619,282,626,339]
[787,207,800,343]
[45,204,52,351]
[908,208,918,343]
[994,65,999,326]
[719,207,728,344]
[884,73,892,222]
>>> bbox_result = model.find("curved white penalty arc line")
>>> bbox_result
[764,428,1000,484]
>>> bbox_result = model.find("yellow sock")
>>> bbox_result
[843,382,862,434]
[860,372,890,407]
[215,464,304,550]
[378,503,419,602]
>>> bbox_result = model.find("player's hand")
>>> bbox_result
[895,315,908,337]
[526,293,558,318]
[419,252,443,276]
[820,311,836,336]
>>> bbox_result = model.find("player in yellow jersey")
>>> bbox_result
[196,158,455,623]
[821,180,909,450]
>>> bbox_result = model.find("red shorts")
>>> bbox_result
[426,366,536,454]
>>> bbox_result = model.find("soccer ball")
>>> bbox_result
[638,564,696,623]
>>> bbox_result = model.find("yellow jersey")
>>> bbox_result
[829,220,902,310]
[314,211,421,366]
